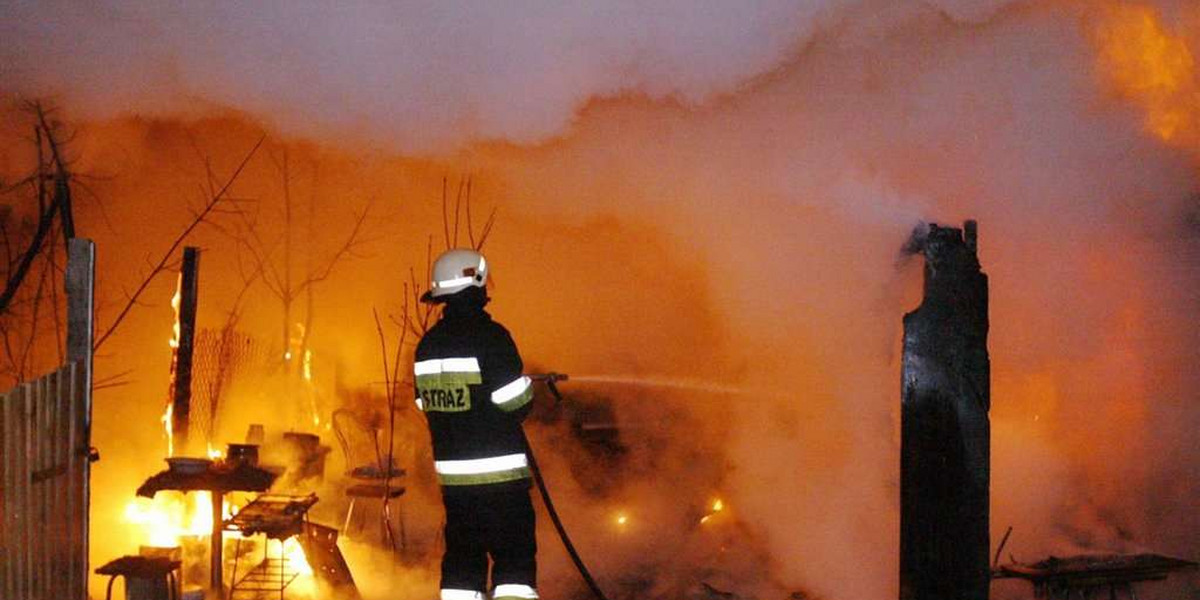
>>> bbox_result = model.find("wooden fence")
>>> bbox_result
[0,361,90,600]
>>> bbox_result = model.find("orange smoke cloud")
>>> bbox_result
[1092,2,1200,148]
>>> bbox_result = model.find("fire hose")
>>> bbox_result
[526,373,612,600]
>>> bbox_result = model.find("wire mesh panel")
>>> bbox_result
[191,328,264,447]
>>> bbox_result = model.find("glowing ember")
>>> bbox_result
[700,497,727,525]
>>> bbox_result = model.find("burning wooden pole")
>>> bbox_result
[900,221,990,600]
[170,247,200,455]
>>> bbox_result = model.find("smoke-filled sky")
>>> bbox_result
[2,1,1199,599]
[5,0,1032,151]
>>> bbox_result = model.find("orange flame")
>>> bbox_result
[164,275,183,456]
[122,492,224,548]
[121,493,316,591]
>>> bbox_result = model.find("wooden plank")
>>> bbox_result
[18,384,31,600]
[44,371,55,600]
[66,239,93,600]
[33,376,44,597]
[1,389,10,600]
[5,387,15,600]
[14,384,23,600]
[46,370,61,600]
[65,240,93,379]
[67,362,87,600]
[6,387,19,600]
[56,368,67,600]
[65,365,78,600]
[52,368,69,600]
[37,375,49,600]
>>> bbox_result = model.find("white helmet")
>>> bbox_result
[423,248,489,302]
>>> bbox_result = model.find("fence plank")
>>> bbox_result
[64,364,78,600]
[5,387,18,600]
[38,375,49,600]
[1,389,10,600]
[38,376,48,600]
[19,384,31,600]
[70,362,86,600]
[42,372,55,600]
[52,368,67,600]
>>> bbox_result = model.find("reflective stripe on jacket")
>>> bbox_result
[415,303,533,487]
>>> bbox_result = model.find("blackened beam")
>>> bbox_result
[172,247,200,455]
[900,220,991,600]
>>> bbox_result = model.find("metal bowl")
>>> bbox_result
[165,457,212,475]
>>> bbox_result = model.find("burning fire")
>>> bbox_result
[121,492,316,590]
[161,403,175,458]
[1093,2,1199,146]
[163,276,183,457]
[281,538,313,577]
[122,492,226,548]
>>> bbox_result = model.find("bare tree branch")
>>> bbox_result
[32,102,76,246]
[93,134,266,351]
[441,177,451,250]
[453,177,465,248]
[466,178,475,249]
[293,198,373,293]
[0,179,61,313]
[476,207,498,250]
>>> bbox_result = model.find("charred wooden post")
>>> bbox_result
[171,247,200,455]
[65,238,95,600]
[900,221,990,600]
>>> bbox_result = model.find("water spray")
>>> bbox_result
[567,374,749,396]
[524,371,752,600]
[523,372,612,600]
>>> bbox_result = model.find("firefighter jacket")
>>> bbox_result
[414,301,534,489]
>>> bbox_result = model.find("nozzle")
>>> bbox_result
[529,372,568,404]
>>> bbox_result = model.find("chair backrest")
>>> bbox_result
[331,409,383,472]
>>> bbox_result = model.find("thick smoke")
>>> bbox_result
[2,1,1198,599]
[4,0,1015,151]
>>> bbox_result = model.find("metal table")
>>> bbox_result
[136,461,278,596]
[223,493,318,599]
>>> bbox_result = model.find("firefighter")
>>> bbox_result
[414,248,539,600]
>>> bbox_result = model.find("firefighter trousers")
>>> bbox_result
[441,483,537,598]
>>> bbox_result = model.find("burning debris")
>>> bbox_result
[994,553,1198,599]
